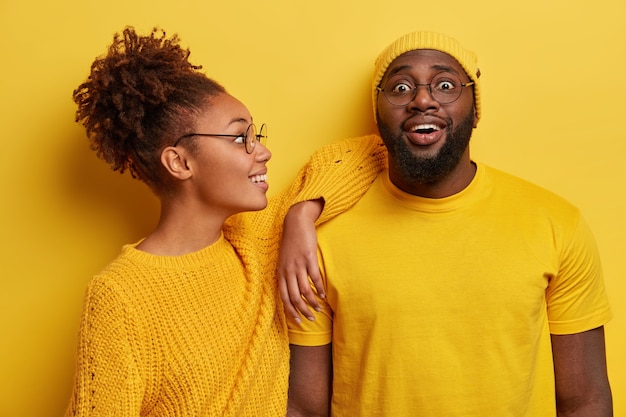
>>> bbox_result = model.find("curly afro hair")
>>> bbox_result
[73,26,226,190]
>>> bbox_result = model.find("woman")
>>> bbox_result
[66,26,384,416]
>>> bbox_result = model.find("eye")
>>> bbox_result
[435,80,455,91]
[432,74,459,93]
[232,134,246,144]
[390,82,414,95]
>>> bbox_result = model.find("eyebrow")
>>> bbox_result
[230,117,250,125]
[222,117,250,130]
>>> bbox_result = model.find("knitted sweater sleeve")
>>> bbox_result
[65,277,144,417]
[278,134,387,224]
[225,134,386,238]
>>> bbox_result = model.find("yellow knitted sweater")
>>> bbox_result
[65,135,386,417]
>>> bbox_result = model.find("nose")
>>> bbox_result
[408,84,439,112]
[254,141,271,163]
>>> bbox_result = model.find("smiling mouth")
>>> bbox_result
[249,174,267,184]
[411,123,441,134]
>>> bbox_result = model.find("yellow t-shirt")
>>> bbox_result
[289,163,612,417]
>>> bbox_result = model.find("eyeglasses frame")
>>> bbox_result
[377,71,474,106]
[173,123,267,154]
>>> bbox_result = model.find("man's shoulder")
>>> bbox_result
[481,163,580,214]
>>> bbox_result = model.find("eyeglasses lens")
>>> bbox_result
[245,124,257,153]
[258,124,267,146]
[429,73,462,104]
[383,72,464,106]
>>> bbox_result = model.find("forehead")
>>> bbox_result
[384,49,467,80]
[195,93,252,131]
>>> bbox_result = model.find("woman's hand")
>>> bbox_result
[278,200,325,323]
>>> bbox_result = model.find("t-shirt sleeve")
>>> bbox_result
[546,212,612,335]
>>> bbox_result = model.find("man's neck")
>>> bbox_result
[389,159,477,199]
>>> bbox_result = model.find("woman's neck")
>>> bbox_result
[136,198,227,256]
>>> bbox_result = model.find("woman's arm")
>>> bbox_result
[66,280,144,416]
[278,200,325,322]
[277,135,386,322]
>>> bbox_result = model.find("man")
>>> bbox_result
[283,31,613,416]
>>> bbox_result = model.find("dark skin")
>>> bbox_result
[286,49,612,416]
[287,344,332,417]
[376,50,478,199]
[552,327,612,416]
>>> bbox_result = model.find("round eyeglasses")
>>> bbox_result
[377,71,474,106]
[173,123,267,154]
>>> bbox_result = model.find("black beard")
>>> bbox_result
[377,109,475,184]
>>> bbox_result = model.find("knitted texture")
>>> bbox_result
[372,31,481,120]
[65,135,387,416]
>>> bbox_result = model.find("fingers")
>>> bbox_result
[297,270,322,315]
[279,269,316,323]
[307,261,325,300]
[278,200,325,324]
[279,276,305,324]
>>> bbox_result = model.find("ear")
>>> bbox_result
[160,146,193,180]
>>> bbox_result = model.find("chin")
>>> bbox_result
[248,198,269,212]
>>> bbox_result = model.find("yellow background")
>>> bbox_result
[1,1,624,416]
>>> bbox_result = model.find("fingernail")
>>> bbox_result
[315,307,322,312]
[294,317,302,324]
[307,316,316,322]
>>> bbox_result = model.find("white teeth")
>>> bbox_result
[249,174,267,183]
[412,124,440,132]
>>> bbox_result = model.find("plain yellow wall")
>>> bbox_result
[1,1,624,416]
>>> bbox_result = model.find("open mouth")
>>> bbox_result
[249,174,267,184]
[411,123,441,134]
[404,121,445,146]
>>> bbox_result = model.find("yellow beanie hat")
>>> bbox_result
[372,31,481,121]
